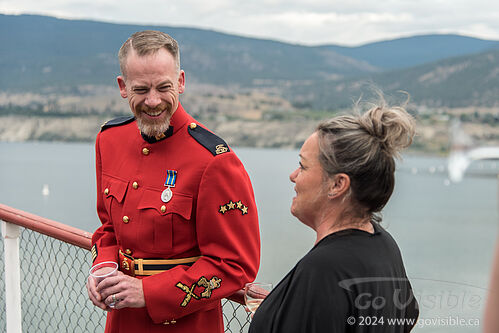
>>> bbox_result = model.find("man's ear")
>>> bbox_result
[327,173,350,199]
[117,76,127,98]
[177,70,185,94]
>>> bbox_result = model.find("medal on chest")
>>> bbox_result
[161,170,177,203]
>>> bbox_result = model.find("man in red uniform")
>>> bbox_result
[86,30,260,332]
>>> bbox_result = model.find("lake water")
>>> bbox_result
[1,141,499,332]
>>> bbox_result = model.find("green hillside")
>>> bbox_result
[287,49,499,109]
[1,14,499,110]
[323,34,499,70]
[0,14,376,91]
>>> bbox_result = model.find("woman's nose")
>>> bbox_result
[289,168,298,183]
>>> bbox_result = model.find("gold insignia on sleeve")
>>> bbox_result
[176,276,222,307]
[176,282,200,307]
[198,276,222,298]
[219,205,228,214]
[218,200,249,215]
[91,244,98,262]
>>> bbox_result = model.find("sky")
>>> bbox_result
[2,0,499,46]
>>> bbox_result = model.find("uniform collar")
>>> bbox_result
[140,103,189,143]
[169,103,190,134]
[140,127,174,143]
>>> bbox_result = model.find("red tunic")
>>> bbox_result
[91,104,260,332]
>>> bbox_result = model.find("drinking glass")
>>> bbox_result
[89,261,118,308]
[244,282,273,314]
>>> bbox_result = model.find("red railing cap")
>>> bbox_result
[0,203,92,250]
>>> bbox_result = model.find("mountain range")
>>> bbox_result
[1,14,499,108]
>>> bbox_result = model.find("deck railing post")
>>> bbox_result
[1,220,22,333]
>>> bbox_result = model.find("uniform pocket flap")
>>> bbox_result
[102,174,128,203]
[138,188,193,220]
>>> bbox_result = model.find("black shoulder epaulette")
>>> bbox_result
[100,116,135,132]
[187,122,230,156]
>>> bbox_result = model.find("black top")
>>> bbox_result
[249,223,419,333]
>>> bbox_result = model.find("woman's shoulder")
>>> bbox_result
[320,223,402,254]
[296,237,355,275]
[300,225,405,273]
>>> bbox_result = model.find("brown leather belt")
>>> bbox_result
[119,249,200,276]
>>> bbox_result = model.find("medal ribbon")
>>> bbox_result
[164,170,177,187]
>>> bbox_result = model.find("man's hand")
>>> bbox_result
[97,271,146,310]
[86,275,109,311]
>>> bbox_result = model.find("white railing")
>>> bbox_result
[2,221,21,333]
[0,203,250,333]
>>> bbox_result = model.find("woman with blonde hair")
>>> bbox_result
[250,98,419,332]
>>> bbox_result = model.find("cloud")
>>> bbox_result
[214,10,416,45]
[1,0,499,45]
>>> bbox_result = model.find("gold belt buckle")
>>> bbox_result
[119,249,135,276]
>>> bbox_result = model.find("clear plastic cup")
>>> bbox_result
[89,261,118,308]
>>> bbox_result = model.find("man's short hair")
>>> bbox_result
[118,30,180,77]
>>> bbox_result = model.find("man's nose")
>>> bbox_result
[145,91,161,108]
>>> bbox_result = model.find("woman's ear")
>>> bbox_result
[327,173,350,199]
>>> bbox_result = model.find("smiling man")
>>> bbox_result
[117,36,183,139]
[86,30,260,332]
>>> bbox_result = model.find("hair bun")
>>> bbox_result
[359,104,415,158]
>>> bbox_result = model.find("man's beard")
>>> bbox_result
[135,103,173,137]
